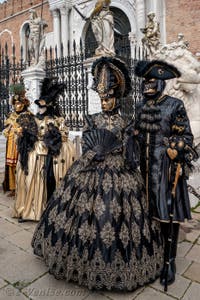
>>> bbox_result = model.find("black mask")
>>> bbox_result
[142,78,166,100]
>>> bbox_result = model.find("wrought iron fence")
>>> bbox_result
[0,39,146,131]
[0,43,27,131]
[45,40,88,131]
[119,46,148,122]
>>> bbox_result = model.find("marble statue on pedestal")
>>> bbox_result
[28,9,48,67]
[140,12,160,57]
[154,34,200,146]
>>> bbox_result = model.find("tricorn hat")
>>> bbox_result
[35,77,65,108]
[9,83,30,107]
[91,56,132,98]
[134,60,181,80]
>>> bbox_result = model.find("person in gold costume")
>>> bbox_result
[2,84,30,197]
[13,78,75,222]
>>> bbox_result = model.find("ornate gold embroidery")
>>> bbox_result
[131,223,141,248]
[109,199,121,221]
[78,222,90,242]
[100,222,115,247]
[33,233,163,291]
[119,223,130,248]
[93,195,106,218]
[102,173,113,193]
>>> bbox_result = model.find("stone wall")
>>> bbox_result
[165,0,200,57]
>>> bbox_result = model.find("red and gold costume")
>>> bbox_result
[2,84,30,196]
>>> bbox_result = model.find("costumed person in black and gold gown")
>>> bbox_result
[13,78,75,222]
[134,60,198,288]
[2,83,30,197]
[32,57,163,291]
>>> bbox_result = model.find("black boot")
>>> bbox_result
[160,223,180,286]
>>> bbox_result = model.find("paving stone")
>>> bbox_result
[22,273,89,300]
[0,204,9,211]
[150,275,191,299]
[5,229,33,251]
[186,244,200,263]
[193,206,200,213]
[184,262,200,283]
[191,212,200,220]
[178,227,186,242]
[0,239,47,284]
[0,278,7,289]
[84,292,110,300]
[0,218,21,238]
[182,282,200,300]
[103,287,145,300]
[185,230,200,243]
[177,241,193,257]
[176,257,192,275]
[21,222,37,234]
[0,207,16,222]
[134,287,173,300]
[0,285,28,300]
[0,193,13,208]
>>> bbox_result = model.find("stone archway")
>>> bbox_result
[84,7,131,59]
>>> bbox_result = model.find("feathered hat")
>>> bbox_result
[9,83,30,106]
[35,77,65,108]
[134,60,181,80]
[91,57,132,98]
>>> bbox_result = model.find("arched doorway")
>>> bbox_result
[84,7,131,59]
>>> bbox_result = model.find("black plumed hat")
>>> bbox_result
[91,56,132,98]
[134,60,181,80]
[35,78,65,108]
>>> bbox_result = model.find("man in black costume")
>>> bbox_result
[134,60,197,286]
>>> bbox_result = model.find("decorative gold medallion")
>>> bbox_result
[167,148,178,160]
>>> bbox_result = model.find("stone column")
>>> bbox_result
[21,67,46,114]
[148,0,160,14]
[129,32,137,58]
[60,6,69,55]
[136,0,145,44]
[52,9,61,57]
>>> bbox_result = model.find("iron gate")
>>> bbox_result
[0,40,146,131]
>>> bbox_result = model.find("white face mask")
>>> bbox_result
[38,106,47,114]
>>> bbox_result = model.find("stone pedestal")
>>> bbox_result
[84,57,102,115]
[21,67,46,114]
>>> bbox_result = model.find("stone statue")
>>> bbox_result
[140,12,160,57]
[154,36,200,146]
[28,9,48,67]
[160,33,189,53]
[89,0,115,56]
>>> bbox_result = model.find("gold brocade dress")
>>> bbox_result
[3,112,19,192]
[13,115,75,221]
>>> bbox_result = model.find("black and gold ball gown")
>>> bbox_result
[32,109,163,291]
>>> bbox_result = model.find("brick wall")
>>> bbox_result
[0,0,199,60]
[165,0,200,55]
[0,0,52,59]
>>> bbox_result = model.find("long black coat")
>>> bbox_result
[136,95,194,222]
